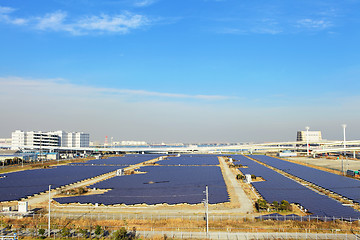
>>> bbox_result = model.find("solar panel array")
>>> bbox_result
[54,165,229,205]
[249,155,360,204]
[233,155,360,218]
[0,165,122,202]
[72,154,162,166]
[157,154,220,165]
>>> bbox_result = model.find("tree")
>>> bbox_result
[272,201,279,210]
[38,228,45,236]
[257,199,267,210]
[95,225,102,235]
[280,200,291,211]
[112,227,128,240]
[236,174,244,180]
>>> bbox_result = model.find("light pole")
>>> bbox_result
[203,185,209,238]
[342,124,347,175]
[342,124,347,149]
[305,126,310,156]
[48,185,51,238]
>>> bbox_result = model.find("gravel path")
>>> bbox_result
[218,157,253,214]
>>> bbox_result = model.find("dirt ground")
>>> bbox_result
[284,156,360,173]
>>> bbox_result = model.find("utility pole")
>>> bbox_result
[305,126,310,156]
[40,134,43,164]
[342,124,347,149]
[204,185,209,238]
[342,124,347,175]
[48,185,51,238]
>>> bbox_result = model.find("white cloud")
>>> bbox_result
[296,18,332,30]
[0,5,150,35]
[35,11,150,35]
[36,11,68,30]
[0,6,27,25]
[134,0,158,7]
[0,76,233,101]
[0,6,14,14]
[76,13,149,34]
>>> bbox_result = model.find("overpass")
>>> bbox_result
[10,139,360,156]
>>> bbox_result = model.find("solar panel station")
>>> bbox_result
[0,165,122,202]
[157,154,220,166]
[71,154,163,166]
[233,155,360,219]
[54,165,229,205]
[249,155,360,204]
[54,154,228,205]
[2,152,360,220]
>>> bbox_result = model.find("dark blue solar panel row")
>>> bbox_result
[72,154,162,166]
[54,166,229,205]
[157,154,220,165]
[0,165,122,202]
[232,155,360,218]
[249,155,360,204]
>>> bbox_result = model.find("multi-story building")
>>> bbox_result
[11,130,90,149]
[296,131,322,142]
[52,131,90,148]
[12,130,60,149]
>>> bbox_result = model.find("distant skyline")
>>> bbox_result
[1,0,360,143]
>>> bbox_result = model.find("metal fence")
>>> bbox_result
[2,213,360,239]
[47,212,360,223]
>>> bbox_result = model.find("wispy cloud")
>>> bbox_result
[0,6,14,14]
[134,0,158,7]
[216,18,282,35]
[296,18,332,30]
[0,6,27,25]
[0,5,150,35]
[0,76,234,101]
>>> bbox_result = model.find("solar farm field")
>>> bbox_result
[0,165,122,202]
[54,165,229,205]
[72,154,162,166]
[250,155,360,204]
[235,155,360,218]
[157,154,220,165]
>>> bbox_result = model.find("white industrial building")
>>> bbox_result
[296,131,322,142]
[52,131,90,148]
[11,130,90,149]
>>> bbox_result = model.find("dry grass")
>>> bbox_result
[2,215,359,234]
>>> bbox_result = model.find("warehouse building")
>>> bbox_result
[296,130,322,142]
[11,130,90,149]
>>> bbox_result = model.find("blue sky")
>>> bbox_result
[1,0,360,143]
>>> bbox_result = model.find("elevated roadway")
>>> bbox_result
[13,140,360,156]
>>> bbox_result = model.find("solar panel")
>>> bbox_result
[232,155,360,218]
[0,165,122,202]
[157,154,220,166]
[249,155,360,204]
[54,165,229,205]
[72,154,162,166]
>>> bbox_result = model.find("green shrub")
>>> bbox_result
[38,228,45,236]
[95,225,102,235]
[112,227,128,240]
[61,227,71,237]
